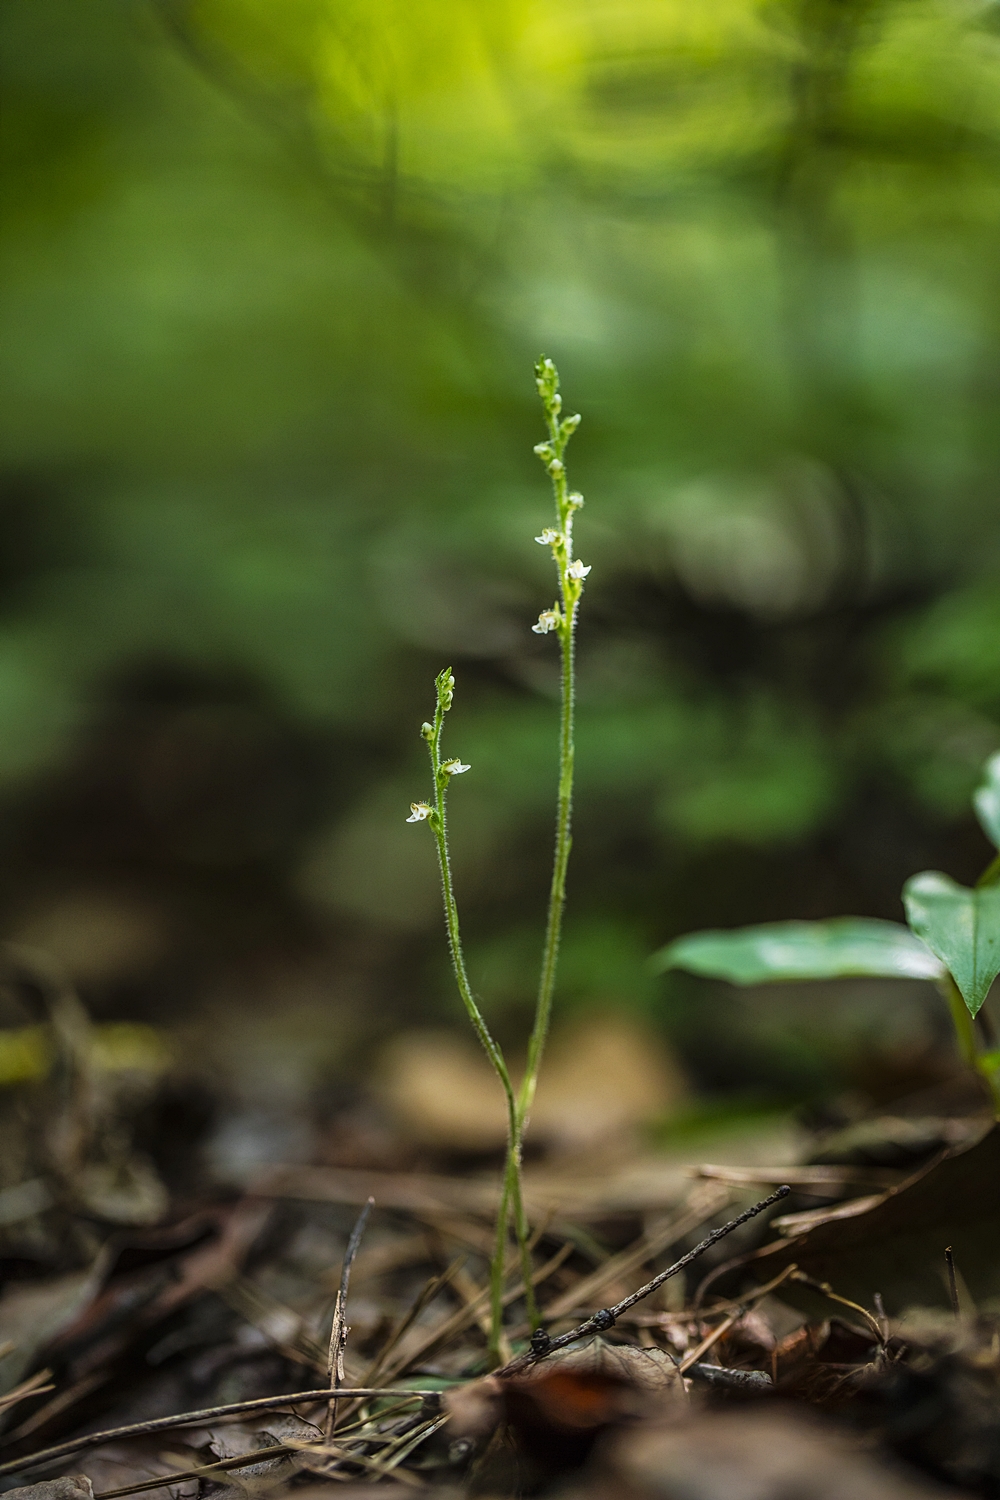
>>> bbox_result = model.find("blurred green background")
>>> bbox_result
[2,0,1000,1125]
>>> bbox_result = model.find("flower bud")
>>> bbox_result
[420,721,434,740]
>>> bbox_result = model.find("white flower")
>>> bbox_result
[535,527,562,546]
[442,759,471,775]
[567,492,584,509]
[566,559,591,580]
[532,608,560,634]
[406,802,432,822]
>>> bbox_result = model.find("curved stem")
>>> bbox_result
[426,685,522,1362]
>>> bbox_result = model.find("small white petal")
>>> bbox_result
[532,609,560,634]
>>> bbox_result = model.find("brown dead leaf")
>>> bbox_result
[722,1123,1000,1314]
[2,1478,94,1500]
[76,1439,201,1500]
[502,1337,686,1476]
[593,1408,962,1499]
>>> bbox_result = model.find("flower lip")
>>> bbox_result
[442,759,471,775]
[406,802,433,822]
[532,608,560,635]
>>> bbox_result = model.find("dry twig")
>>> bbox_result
[497,1186,791,1377]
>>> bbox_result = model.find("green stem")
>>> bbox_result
[941,974,1000,1119]
[520,612,575,1125]
[426,689,520,1362]
[513,366,583,1330]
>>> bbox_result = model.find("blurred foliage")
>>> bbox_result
[2,0,1000,1093]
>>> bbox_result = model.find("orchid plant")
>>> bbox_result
[407,358,588,1363]
[655,754,1000,1117]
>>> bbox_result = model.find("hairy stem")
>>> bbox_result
[513,360,585,1329]
[416,361,588,1359]
[426,682,519,1361]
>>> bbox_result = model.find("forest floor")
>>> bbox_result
[1,969,999,1500]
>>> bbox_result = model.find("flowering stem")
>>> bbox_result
[408,360,589,1362]
[516,358,587,1329]
[420,670,520,1362]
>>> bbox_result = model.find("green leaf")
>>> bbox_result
[902,872,1000,1017]
[974,752,1000,850]
[652,918,943,985]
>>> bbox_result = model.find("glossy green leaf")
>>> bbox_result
[974,753,1000,851]
[652,918,944,985]
[902,872,1000,1017]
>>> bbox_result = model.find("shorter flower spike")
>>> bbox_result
[442,758,471,775]
[406,802,432,823]
[566,559,591,579]
[532,608,561,635]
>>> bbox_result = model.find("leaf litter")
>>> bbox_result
[1,980,999,1499]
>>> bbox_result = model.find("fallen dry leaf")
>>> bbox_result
[721,1123,1000,1313]
[590,1407,963,1500]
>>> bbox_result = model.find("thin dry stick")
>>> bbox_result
[789,1270,886,1346]
[374,1240,574,1388]
[497,1186,791,1377]
[677,1311,741,1374]
[0,1372,55,1413]
[617,1260,799,1326]
[677,1263,799,1375]
[945,1246,961,1318]
[540,1183,730,1323]
[361,1254,467,1387]
[296,1436,431,1488]
[2,1373,107,1445]
[0,1390,441,1479]
[92,1442,293,1499]
[326,1196,374,1437]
